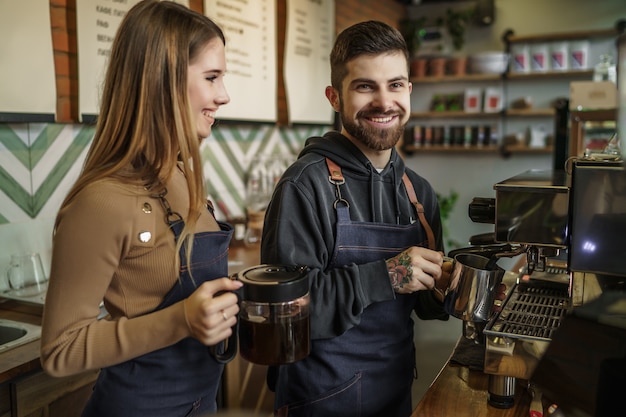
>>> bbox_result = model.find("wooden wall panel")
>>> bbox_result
[336,0,405,34]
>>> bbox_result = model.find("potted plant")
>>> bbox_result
[436,190,460,250]
[440,8,475,75]
[399,17,428,78]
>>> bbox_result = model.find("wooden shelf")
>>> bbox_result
[506,70,594,80]
[505,108,554,117]
[403,144,553,154]
[570,108,618,122]
[411,111,501,119]
[502,145,554,153]
[504,28,620,44]
[411,74,502,84]
[405,145,498,153]
[569,108,618,157]
[412,109,555,119]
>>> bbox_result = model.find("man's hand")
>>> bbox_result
[387,247,447,295]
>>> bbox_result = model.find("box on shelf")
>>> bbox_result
[464,88,482,113]
[569,81,617,110]
[550,41,569,71]
[569,40,590,70]
[511,43,530,73]
[484,87,503,113]
[530,43,549,72]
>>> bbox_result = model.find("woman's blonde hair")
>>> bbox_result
[57,0,226,270]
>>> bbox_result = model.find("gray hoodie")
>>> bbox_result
[261,131,447,339]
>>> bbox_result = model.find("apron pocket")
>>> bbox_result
[285,372,362,417]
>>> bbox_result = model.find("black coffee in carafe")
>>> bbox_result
[239,311,309,365]
[236,264,310,365]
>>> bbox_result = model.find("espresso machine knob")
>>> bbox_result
[468,197,496,224]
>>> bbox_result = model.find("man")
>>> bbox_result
[261,20,450,417]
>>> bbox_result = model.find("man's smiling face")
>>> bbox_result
[327,51,412,152]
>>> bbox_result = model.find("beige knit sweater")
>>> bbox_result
[40,169,220,377]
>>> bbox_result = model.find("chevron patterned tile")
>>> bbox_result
[31,124,94,219]
[0,123,31,223]
[0,122,328,226]
[201,124,327,220]
[0,123,93,224]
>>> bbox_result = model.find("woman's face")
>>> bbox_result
[188,37,230,140]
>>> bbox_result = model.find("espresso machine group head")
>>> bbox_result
[468,169,570,276]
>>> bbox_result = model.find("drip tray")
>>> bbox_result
[483,280,571,379]
[488,283,570,339]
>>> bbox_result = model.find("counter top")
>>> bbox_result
[411,268,546,417]
[412,364,532,417]
[0,300,43,384]
[412,336,543,417]
[227,242,261,275]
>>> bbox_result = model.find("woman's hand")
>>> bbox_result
[182,277,243,346]
[387,247,446,295]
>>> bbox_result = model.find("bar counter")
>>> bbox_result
[412,340,534,417]
[0,301,42,384]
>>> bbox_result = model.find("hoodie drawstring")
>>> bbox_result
[390,161,402,225]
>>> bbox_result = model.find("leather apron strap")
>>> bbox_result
[401,175,436,250]
[325,157,436,250]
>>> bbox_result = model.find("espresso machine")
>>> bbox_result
[465,159,626,411]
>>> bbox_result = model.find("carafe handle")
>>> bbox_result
[208,285,242,364]
[209,320,239,364]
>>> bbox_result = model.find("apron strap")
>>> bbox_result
[325,157,350,208]
[326,157,344,182]
[325,158,436,250]
[401,174,436,250]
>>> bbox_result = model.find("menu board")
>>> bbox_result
[0,0,56,120]
[284,0,334,125]
[76,0,189,121]
[204,0,277,122]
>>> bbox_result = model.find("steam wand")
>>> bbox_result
[484,245,531,272]
[491,245,559,276]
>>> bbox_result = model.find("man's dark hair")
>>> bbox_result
[330,20,409,90]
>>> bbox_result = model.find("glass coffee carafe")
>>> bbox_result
[237,264,310,365]
[209,264,311,366]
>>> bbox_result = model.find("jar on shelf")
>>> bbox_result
[593,54,616,83]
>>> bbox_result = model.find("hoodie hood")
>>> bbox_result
[298,131,409,223]
[298,131,407,180]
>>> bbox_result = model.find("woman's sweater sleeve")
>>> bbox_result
[40,184,189,377]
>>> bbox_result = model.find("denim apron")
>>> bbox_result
[274,160,433,417]
[82,198,233,417]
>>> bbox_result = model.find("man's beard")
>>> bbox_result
[340,108,406,151]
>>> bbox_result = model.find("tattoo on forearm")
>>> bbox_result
[387,252,413,290]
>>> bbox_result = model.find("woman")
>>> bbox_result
[40,1,242,416]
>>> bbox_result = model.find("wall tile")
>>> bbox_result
[0,122,327,224]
